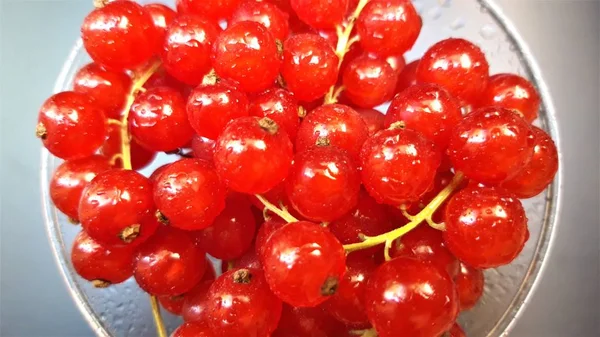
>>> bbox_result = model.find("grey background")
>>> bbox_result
[0,0,598,336]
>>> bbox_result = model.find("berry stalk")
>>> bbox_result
[255,194,299,223]
[344,172,465,260]
[149,295,168,337]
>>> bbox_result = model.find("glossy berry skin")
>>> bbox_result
[447,323,467,337]
[101,124,156,171]
[296,104,368,160]
[214,117,293,194]
[81,1,159,70]
[395,59,419,93]
[254,218,286,258]
[500,126,558,198]
[171,322,214,337]
[206,269,282,337]
[129,86,195,152]
[286,147,361,222]
[290,0,348,29]
[50,156,112,221]
[281,34,339,102]
[195,197,256,260]
[153,158,227,230]
[176,0,241,20]
[365,257,458,337]
[190,135,216,162]
[186,83,249,140]
[443,187,528,268]
[390,225,460,278]
[262,221,346,307]
[416,38,489,105]
[272,305,347,337]
[343,54,398,108]
[71,231,134,286]
[73,63,131,119]
[479,73,541,123]
[145,3,176,41]
[357,0,421,57]
[79,169,158,247]
[161,16,220,85]
[182,281,212,323]
[212,21,281,93]
[324,255,376,329]
[455,263,485,311]
[385,83,462,149]
[159,295,185,315]
[134,226,207,296]
[360,128,441,205]
[447,107,535,185]
[37,91,107,160]
[231,1,290,41]
[356,108,385,136]
[249,88,301,142]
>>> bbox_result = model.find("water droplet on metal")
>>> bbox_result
[428,6,442,20]
[450,18,465,30]
[480,24,497,39]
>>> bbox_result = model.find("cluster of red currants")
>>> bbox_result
[37,0,559,336]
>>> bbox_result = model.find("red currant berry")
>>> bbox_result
[214,117,293,194]
[385,83,462,149]
[182,281,212,323]
[455,262,485,311]
[395,59,419,93]
[153,158,227,230]
[447,106,535,185]
[190,135,216,162]
[129,86,194,152]
[249,88,301,142]
[356,108,385,136]
[262,221,346,307]
[416,38,489,105]
[478,73,541,123]
[206,269,282,337]
[144,67,190,95]
[231,1,290,41]
[176,0,241,20]
[286,146,361,222]
[500,126,558,198]
[145,3,176,41]
[134,226,207,296]
[171,322,214,337]
[161,15,220,85]
[296,104,368,160]
[79,169,158,246]
[443,186,528,268]
[159,294,185,315]
[365,257,458,337]
[255,218,286,258]
[272,304,347,337]
[73,63,131,119]
[447,323,467,337]
[281,34,339,102]
[360,127,441,205]
[101,124,156,170]
[386,54,406,74]
[230,244,263,270]
[357,0,421,57]
[37,91,107,160]
[81,1,159,70]
[50,156,112,221]
[342,54,398,108]
[71,231,134,287]
[186,83,249,140]
[212,21,281,93]
[290,0,348,29]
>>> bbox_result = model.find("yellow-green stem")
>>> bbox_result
[255,194,298,223]
[149,296,167,337]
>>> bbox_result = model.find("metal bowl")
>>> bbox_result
[41,0,562,336]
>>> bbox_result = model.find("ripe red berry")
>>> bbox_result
[230,244,263,270]
[357,0,421,57]
[145,3,176,42]
[186,82,249,140]
[101,123,156,171]
[212,21,281,93]
[129,86,195,152]
[455,262,485,311]
[79,169,158,246]
[176,0,242,20]
[478,73,541,123]
[153,158,227,230]
[171,322,214,337]
[385,83,462,149]
[360,127,441,205]
[395,59,419,94]
[356,108,385,136]
[365,257,458,337]
[262,221,346,307]
[181,281,212,323]
[416,38,489,105]
[81,1,159,70]
[249,88,301,142]
[37,91,107,160]
[447,106,535,185]
[286,146,361,222]
[134,226,207,296]
[159,295,185,315]
[290,0,348,29]
[342,54,398,108]
[206,269,282,337]
[71,231,134,287]
[295,104,368,160]
[254,218,286,258]
[214,117,293,194]
[281,34,339,102]
[272,304,347,337]
[500,126,558,198]
[161,15,220,85]
[50,156,112,221]
[231,1,290,41]
[443,187,528,268]
[190,135,216,162]
[73,63,132,119]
